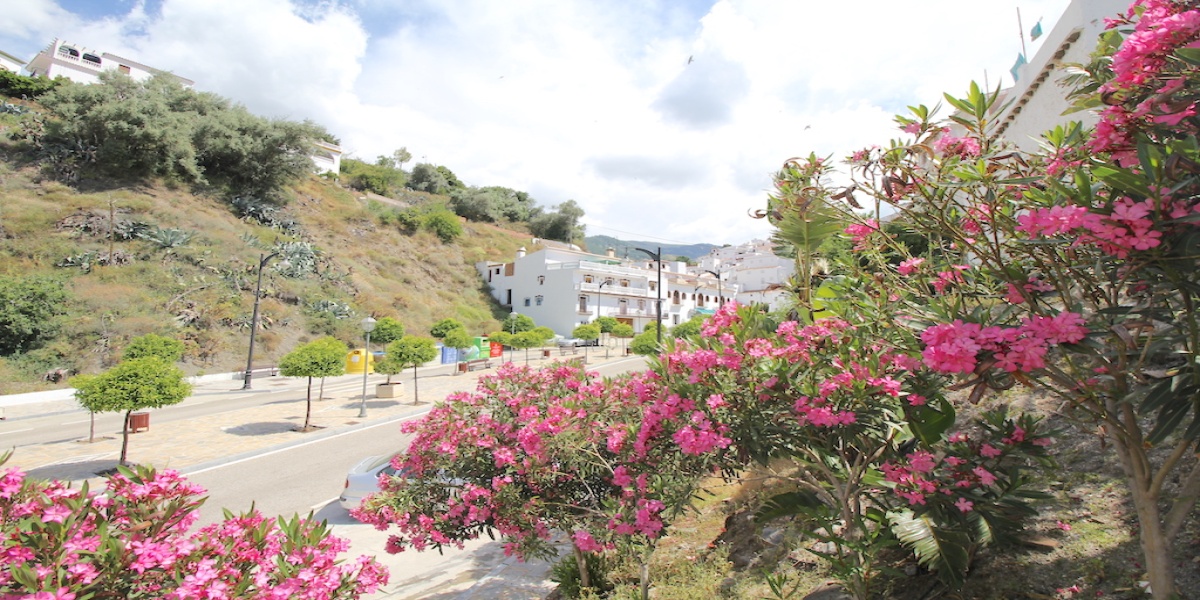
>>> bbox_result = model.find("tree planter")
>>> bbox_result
[376,382,402,398]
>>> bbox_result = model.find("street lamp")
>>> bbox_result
[703,269,723,306]
[242,251,281,390]
[358,316,376,418]
[634,247,663,345]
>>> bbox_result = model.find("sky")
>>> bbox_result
[0,0,1086,246]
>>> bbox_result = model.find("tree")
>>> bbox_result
[406,163,449,194]
[630,323,665,356]
[279,337,347,431]
[612,323,634,355]
[371,317,405,346]
[0,275,68,356]
[572,323,600,362]
[510,330,544,364]
[380,336,438,404]
[122,333,185,362]
[441,327,473,368]
[528,199,585,244]
[595,316,619,334]
[429,318,464,339]
[500,313,536,334]
[669,316,704,341]
[73,358,192,465]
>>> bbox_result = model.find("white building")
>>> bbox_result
[694,239,793,312]
[993,0,1127,152]
[0,50,24,73]
[310,139,343,174]
[25,39,194,87]
[478,244,724,337]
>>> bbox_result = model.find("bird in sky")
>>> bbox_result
[687,55,694,65]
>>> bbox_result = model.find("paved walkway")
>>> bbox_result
[0,347,630,599]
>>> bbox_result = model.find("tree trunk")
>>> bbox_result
[303,377,313,430]
[412,365,420,405]
[319,376,327,401]
[119,409,132,465]
[1130,480,1177,599]
[573,546,591,592]
[89,411,96,444]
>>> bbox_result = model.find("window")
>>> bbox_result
[118,64,131,74]
[604,277,614,286]
[672,290,681,305]
[538,276,545,285]
[620,279,629,287]
[579,296,589,312]
[584,274,594,284]
[535,295,543,306]
[638,299,646,310]
[82,53,102,65]
[524,298,531,307]
[619,299,628,314]
[506,289,512,305]
[673,315,680,325]
[649,281,657,291]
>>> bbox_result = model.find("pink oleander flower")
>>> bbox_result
[844,219,880,250]
[954,497,974,512]
[934,134,981,158]
[897,257,925,276]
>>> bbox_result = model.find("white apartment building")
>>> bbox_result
[994,0,1127,152]
[25,39,194,87]
[478,244,724,337]
[694,239,793,311]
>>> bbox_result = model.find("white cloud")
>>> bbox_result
[0,0,1081,245]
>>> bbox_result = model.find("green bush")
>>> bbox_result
[429,318,463,339]
[549,552,613,599]
[122,333,185,363]
[0,70,60,98]
[0,275,69,356]
[422,209,463,243]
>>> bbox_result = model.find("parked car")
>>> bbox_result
[340,454,405,510]
[553,335,600,348]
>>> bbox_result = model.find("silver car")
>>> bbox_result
[339,454,404,510]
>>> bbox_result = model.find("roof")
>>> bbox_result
[0,49,25,66]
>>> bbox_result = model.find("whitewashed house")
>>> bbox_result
[25,39,194,87]
[694,239,793,312]
[478,244,723,337]
[994,0,1127,152]
[0,50,25,74]
[310,139,343,174]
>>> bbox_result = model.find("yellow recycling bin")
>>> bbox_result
[345,349,375,374]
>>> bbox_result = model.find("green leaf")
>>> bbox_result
[1146,395,1195,445]
[909,396,956,445]
[1176,47,1200,66]
[890,510,972,589]
[1138,378,1178,415]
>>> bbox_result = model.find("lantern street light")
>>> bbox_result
[242,251,282,390]
[358,316,377,418]
[633,247,663,345]
[702,269,723,306]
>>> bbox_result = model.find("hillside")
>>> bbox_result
[0,146,529,395]
[583,234,718,261]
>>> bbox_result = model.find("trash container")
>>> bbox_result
[489,341,504,358]
[128,412,150,433]
[440,346,459,364]
[345,349,375,374]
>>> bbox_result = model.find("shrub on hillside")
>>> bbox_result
[422,209,462,243]
[0,70,60,98]
[0,275,69,356]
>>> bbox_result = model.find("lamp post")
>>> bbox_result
[358,316,376,418]
[634,247,662,345]
[242,251,281,390]
[703,269,723,306]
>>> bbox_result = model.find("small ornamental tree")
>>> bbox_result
[441,327,473,367]
[122,333,185,362]
[279,337,347,431]
[500,313,536,334]
[429,318,463,339]
[487,331,515,363]
[73,357,192,465]
[612,323,634,355]
[509,330,544,364]
[0,454,388,597]
[381,336,438,404]
[595,316,619,334]
[371,317,406,346]
[572,323,600,362]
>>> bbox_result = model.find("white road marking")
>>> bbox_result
[185,410,429,475]
[0,428,33,436]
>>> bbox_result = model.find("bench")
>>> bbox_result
[235,365,279,380]
[558,346,578,356]
[466,359,493,372]
[457,359,493,373]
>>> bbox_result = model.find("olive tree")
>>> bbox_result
[73,358,192,465]
[279,337,347,431]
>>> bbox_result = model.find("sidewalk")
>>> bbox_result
[1,347,632,599]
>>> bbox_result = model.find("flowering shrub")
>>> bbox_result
[0,455,387,599]
[761,3,1200,596]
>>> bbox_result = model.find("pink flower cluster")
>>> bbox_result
[921,313,1089,374]
[933,133,982,158]
[1016,196,1191,258]
[0,465,387,598]
[844,219,880,250]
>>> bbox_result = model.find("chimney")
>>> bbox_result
[517,247,526,259]
[606,247,616,258]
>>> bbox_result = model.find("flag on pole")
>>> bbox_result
[1011,53,1027,82]
[1030,20,1043,41]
